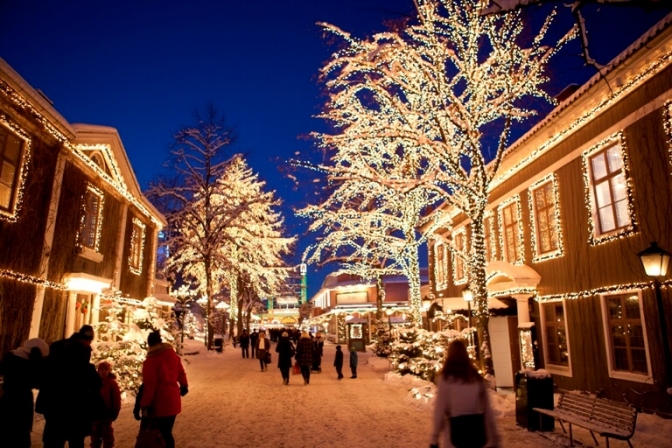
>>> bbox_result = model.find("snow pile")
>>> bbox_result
[366,355,391,372]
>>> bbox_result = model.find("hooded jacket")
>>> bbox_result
[140,343,188,417]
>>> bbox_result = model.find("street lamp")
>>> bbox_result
[462,285,473,328]
[422,296,432,331]
[385,307,394,332]
[637,242,672,395]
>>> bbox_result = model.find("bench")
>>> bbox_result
[533,391,637,448]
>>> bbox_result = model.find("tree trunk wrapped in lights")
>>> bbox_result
[304,0,574,376]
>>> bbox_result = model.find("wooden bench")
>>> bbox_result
[533,391,638,448]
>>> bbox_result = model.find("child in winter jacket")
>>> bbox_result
[91,361,121,448]
[334,345,344,379]
[349,347,358,379]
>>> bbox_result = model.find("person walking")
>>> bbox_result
[275,331,295,385]
[295,331,314,385]
[0,338,49,448]
[429,339,499,448]
[139,330,189,448]
[349,347,358,379]
[311,333,324,373]
[333,345,344,380]
[90,362,121,448]
[37,325,102,448]
[250,329,259,358]
[256,330,271,372]
[239,330,250,358]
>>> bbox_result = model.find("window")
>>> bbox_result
[0,125,26,216]
[129,217,146,275]
[584,134,635,244]
[529,175,563,262]
[78,185,104,252]
[541,302,570,369]
[484,215,496,262]
[434,241,447,290]
[452,228,467,284]
[498,196,524,265]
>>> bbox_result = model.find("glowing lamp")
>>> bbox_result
[421,296,432,311]
[638,242,671,277]
[462,286,473,302]
[385,308,394,316]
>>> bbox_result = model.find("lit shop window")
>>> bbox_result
[129,217,146,275]
[529,175,563,262]
[0,125,27,218]
[78,185,105,252]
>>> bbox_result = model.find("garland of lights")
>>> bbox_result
[0,115,32,222]
[519,327,536,369]
[527,173,564,263]
[665,101,672,174]
[581,132,637,246]
[0,79,163,228]
[497,195,525,266]
[75,184,105,253]
[491,48,672,190]
[433,240,448,291]
[484,211,497,262]
[534,279,672,303]
[0,268,66,290]
[128,217,147,275]
[451,227,468,285]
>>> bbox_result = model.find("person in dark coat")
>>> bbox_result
[255,330,271,372]
[333,345,344,380]
[90,361,121,448]
[140,330,189,448]
[311,333,324,373]
[249,329,259,358]
[275,331,295,385]
[0,338,49,448]
[295,331,314,385]
[238,330,250,358]
[349,346,358,379]
[36,325,103,448]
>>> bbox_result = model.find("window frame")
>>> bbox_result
[0,120,31,222]
[497,195,525,265]
[599,289,653,384]
[582,132,636,246]
[451,227,467,285]
[539,299,572,377]
[78,184,105,254]
[484,212,496,263]
[528,174,564,263]
[128,217,146,275]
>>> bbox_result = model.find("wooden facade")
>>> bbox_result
[0,59,167,357]
[428,19,672,412]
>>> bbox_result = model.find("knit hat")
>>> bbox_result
[147,330,162,347]
[78,325,95,341]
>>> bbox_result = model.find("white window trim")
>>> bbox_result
[484,211,496,263]
[0,119,32,222]
[434,241,447,291]
[128,217,146,275]
[539,299,572,377]
[599,289,654,384]
[451,226,467,285]
[528,173,564,263]
[78,184,105,253]
[497,195,525,266]
[79,247,104,263]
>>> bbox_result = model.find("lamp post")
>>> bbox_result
[385,307,393,332]
[462,285,473,328]
[638,242,672,395]
[421,296,432,331]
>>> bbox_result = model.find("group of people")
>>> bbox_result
[0,325,189,448]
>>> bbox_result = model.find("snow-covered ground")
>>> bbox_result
[29,340,672,447]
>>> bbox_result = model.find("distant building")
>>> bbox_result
[0,58,167,355]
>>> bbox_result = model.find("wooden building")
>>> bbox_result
[428,16,672,412]
[0,58,167,356]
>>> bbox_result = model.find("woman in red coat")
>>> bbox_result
[140,331,188,448]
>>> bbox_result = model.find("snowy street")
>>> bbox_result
[29,340,672,447]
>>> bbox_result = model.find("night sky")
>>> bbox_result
[0,1,668,298]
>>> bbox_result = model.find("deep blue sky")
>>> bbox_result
[0,1,667,298]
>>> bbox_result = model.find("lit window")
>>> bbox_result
[542,302,569,368]
[452,228,467,284]
[129,217,146,275]
[484,215,496,262]
[498,196,524,265]
[529,175,563,262]
[603,293,649,376]
[434,241,447,290]
[78,185,104,252]
[0,126,26,216]
[583,135,635,245]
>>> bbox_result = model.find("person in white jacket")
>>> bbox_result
[430,339,500,448]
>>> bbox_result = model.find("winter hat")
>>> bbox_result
[11,338,50,360]
[78,325,95,341]
[147,330,162,347]
[281,331,289,337]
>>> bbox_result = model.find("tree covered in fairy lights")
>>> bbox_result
[305,0,575,376]
[149,107,294,348]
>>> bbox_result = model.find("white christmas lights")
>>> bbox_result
[664,101,672,174]
[75,183,105,253]
[527,173,564,263]
[534,280,672,303]
[434,240,448,291]
[497,195,525,266]
[0,268,66,290]
[451,227,468,285]
[128,217,146,275]
[0,115,32,222]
